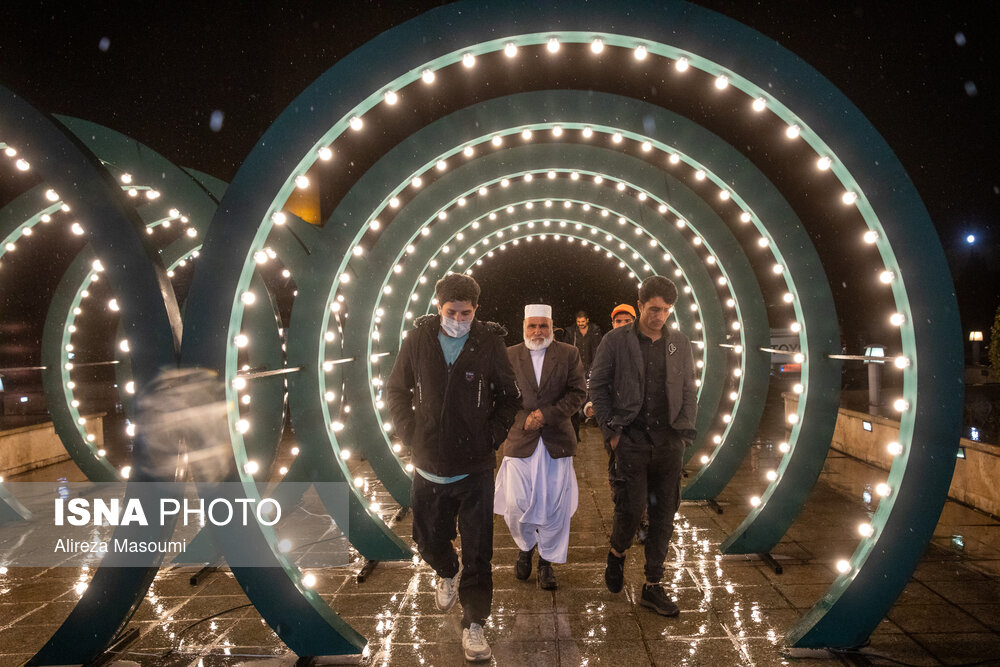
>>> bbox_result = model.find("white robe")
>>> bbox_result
[494,347,579,563]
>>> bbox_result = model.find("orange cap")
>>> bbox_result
[610,303,636,319]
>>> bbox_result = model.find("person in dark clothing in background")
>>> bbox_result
[569,310,602,371]
[387,273,522,662]
[568,310,602,441]
[588,276,698,618]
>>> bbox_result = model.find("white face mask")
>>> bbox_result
[440,315,472,338]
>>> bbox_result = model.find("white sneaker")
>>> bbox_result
[462,622,492,662]
[435,568,460,611]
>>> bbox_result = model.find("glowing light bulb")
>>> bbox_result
[675,57,689,72]
[590,38,604,53]
[236,419,250,434]
[243,460,259,474]
[893,356,910,369]
[790,322,802,333]
[842,191,858,205]
[787,413,799,424]
[863,230,878,244]
[119,339,130,353]
[232,377,247,391]
[295,175,310,189]
[793,353,805,364]
[893,398,909,412]
[108,298,120,312]
[383,90,398,105]
[491,135,502,147]
[121,466,131,479]
[291,446,300,456]
[817,156,832,170]
[887,441,903,456]
[552,126,563,137]
[875,483,891,497]
[714,75,729,89]
[766,470,778,482]
[858,523,874,537]
[546,37,560,53]
[700,455,710,464]
[778,442,790,453]
[752,97,767,112]
[504,42,517,57]
[634,44,647,60]
[836,560,851,574]
[462,52,475,67]
[750,496,761,507]
[340,449,351,461]
[889,313,905,326]
[785,124,800,139]
[302,573,317,588]
[234,334,249,348]
[71,222,85,236]
[348,116,363,131]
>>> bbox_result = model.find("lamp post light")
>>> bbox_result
[864,344,886,412]
[969,331,983,366]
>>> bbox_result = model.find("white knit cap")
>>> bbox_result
[524,304,552,319]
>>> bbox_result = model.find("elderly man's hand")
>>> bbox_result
[525,409,544,431]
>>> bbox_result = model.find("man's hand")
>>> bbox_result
[584,402,594,418]
[609,432,621,450]
[524,409,544,431]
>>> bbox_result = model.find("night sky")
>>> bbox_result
[2,1,998,341]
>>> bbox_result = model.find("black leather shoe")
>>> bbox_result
[604,550,625,594]
[515,547,534,581]
[640,583,680,616]
[537,558,557,590]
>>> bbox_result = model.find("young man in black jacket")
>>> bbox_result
[387,273,521,662]
[588,276,698,617]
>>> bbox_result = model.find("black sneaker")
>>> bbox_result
[604,551,625,593]
[640,583,680,616]
[515,547,534,581]
[537,558,557,590]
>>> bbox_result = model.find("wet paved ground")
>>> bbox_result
[1,426,999,666]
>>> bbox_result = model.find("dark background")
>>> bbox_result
[1,0,997,347]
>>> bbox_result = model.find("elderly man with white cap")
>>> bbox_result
[495,304,587,589]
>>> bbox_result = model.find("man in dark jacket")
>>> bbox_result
[588,276,698,618]
[386,273,521,662]
[568,310,602,441]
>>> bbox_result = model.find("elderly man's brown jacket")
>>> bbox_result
[500,341,587,459]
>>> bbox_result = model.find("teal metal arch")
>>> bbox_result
[0,85,183,667]
[176,0,959,653]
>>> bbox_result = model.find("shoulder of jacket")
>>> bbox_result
[413,314,438,330]
[552,341,578,356]
[476,319,508,338]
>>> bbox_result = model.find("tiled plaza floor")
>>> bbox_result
[1,425,999,665]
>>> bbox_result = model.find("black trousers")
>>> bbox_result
[609,427,685,583]
[411,468,494,628]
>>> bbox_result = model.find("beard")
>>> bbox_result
[524,333,554,350]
